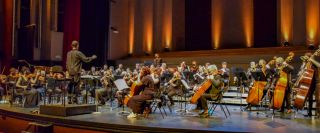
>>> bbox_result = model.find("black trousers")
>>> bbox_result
[197,94,212,110]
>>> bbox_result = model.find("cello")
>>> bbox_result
[124,81,143,105]
[270,52,294,110]
[293,49,320,109]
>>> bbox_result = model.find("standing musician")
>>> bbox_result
[127,67,156,118]
[15,68,39,107]
[166,71,183,106]
[66,40,97,104]
[300,52,320,117]
[270,57,294,113]
[245,59,268,110]
[197,65,223,118]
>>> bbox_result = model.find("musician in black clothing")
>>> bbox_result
[301,53,320,117]
[66,40,97,104]
[268,57,294,113]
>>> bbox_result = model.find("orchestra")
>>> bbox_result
[0,47,320,120]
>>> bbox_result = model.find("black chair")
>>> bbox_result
[208,84,231,118]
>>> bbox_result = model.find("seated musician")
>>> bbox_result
[29,70,45,100]
[127,67,156,118]
[96,70,115,105]
[153,53,162,67]
[160,63,171,83]
[87,66,101,76]
[166,71,183,106]
[15,68,39,107]
[116,71,136,107]
[7,68,19,103]
[220,62,230,85]
[46,69,63,103]
[0,76,5,101]
[197,65,223,118]
[115,64,125,76]
[301,53,320,117]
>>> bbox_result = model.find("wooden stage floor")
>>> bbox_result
[0,103,320,133]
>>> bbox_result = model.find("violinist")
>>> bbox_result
[15,67,39,107]
[166,71,183,106]
[46,68,63,104]
[96,70,115,105]
[197,65,223,118]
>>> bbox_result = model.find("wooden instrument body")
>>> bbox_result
[293,68,314,109]
[271,71,287,110]
[246,81,267,105]
[124,82,143,105]
[190,80,212,104]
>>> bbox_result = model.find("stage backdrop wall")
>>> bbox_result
[109,0,320,60]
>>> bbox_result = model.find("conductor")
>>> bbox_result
[66,40,97,104]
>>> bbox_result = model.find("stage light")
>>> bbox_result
[242,0,253,48]
[308,43,315,50]
[128,0,135,54]
[164,47,170,52]
[110,27,119,34]
[144,52,151,56]
[306,0,319,48]
[212,0,222,49]
[283,42,290,47]
[280,0,293,45]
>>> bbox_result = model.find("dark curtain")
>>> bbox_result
[79,0,108,69]
[16,0,33,61]
[253,0,277,47]
[185,0,212,50]
[62,0,81,67]
[0,0,13,73]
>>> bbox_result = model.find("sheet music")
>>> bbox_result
[114,79,130,91]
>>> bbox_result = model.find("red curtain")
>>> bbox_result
[62,0,81,68]
[0,0,13,73]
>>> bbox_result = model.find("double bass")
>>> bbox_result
[293,49,320,109]
[270,52,294,110]
[246,62,268,105]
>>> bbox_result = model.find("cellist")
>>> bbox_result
[197,65,223,118]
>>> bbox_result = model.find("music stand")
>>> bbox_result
[251,71,267,116]
[175,79,196,116]
[114,79,130,115]
[232,67,247,112]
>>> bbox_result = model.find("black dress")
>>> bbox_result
[127,75,155,114]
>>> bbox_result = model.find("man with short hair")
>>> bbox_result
[66,40,97,104]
